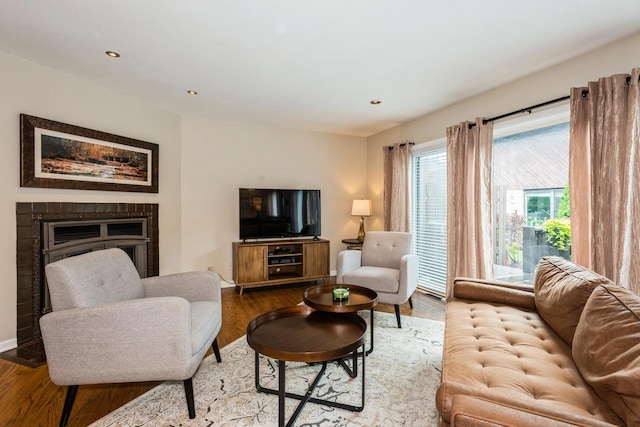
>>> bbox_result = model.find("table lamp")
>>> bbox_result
[351,199,372,243]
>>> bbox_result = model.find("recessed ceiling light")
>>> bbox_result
[187,90,198,95]
[105,51,120,58]
[370,100,381,105]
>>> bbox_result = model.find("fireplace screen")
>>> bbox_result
[41,217,149,314]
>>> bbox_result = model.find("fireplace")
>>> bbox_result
[3,202,159,367]
[41,217,150,314]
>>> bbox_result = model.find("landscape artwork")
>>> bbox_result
[36,130,151,185]
[20,114,158,193]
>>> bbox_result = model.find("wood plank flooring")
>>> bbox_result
[0,284,445,427]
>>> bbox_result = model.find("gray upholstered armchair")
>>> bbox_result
[337,231,419,328]
[39,248,222,427]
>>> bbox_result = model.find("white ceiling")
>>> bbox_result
[1,1,640,137]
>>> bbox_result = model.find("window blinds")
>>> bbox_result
[411,147,448,296]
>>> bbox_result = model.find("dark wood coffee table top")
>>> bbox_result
[303,284,378,313]
[246,305,366,363]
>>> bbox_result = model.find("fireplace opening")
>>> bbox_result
[41,217,150,315]
[3,202,159,367]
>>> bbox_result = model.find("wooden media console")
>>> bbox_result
[232,239,329,293]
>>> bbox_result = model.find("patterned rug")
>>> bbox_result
[90,312,444,427]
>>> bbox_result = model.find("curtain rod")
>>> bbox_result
[386,141,415,150]
[467,73,640,129]
[468,95,570,129]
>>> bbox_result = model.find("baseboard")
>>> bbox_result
[0,338,17,353]
[221,280,234,288]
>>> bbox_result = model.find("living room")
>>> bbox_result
[1,2,640,426]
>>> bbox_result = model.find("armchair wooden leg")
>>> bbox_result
[60,385,78,427]
[408,296,413,309]
[212,338,222,363]
[394,304,402,328]
[183,378,196,419]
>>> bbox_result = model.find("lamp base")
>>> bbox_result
[357,216,366,243]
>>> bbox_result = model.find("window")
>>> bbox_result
[411,144,447,296]
[524,188,565,226]
[493,120,570,283]
[410,104,570,292]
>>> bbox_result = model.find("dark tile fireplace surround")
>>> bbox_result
[2,202,159,367]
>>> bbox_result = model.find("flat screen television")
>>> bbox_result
[239,188,321,240]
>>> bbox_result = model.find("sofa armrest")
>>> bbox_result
[449,395,616,427]
[336,249,362,282]
[451,277,536,310]
[142,271,221,302]
[40,296,193,385]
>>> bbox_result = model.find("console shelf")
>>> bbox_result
[232,239,329,294]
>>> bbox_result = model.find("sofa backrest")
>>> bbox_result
[534,256,613,346]
[45,248,145,311]
[361,231,412,269]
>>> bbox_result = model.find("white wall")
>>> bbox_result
[366,31,640,228]
[0,52,183,345]
[180,116,367,280]
[0,51,368,347]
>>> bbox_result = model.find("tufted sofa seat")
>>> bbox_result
[436,256,640,426]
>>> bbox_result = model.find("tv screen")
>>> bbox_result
[239,188,321,240]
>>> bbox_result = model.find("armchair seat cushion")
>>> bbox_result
[342,266,400,293]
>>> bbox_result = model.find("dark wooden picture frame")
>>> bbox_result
[20,114,159,193]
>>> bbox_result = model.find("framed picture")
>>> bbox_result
[20,114,159,193]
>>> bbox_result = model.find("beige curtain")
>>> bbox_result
[446,118,494,297]
[570,68,640,293]
[383,142,412,232]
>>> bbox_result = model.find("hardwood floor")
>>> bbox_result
[0,283,445,427]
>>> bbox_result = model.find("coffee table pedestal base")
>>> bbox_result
[254,344,366,427]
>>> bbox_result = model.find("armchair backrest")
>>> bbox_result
[45,248,145,311]
[361,231,413,269]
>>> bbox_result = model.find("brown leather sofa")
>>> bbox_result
[436,256,640,426]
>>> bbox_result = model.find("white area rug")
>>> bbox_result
[90,312,444,427]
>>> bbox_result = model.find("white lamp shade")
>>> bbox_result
[351,199,372,216]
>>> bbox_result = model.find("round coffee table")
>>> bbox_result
[246,305,367,427]
[303,284,378,354]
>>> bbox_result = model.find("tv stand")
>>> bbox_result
[232,239,329,294]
